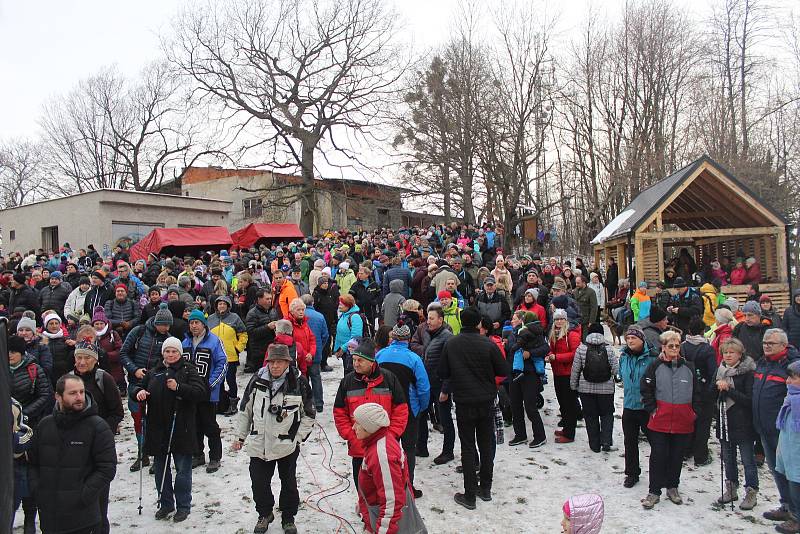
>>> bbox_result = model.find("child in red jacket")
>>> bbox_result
[264,319,310,376]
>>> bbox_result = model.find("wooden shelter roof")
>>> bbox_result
[592,156,787,245]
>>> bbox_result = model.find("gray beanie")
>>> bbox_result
[16,317,36,333]
[154,303,174,326]
[742,301,762,315]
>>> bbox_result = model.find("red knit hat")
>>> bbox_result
[115,283,128,292]
[437,290,452,300]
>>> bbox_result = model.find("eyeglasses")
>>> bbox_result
[762,341,782,346]
[665,344,681,349]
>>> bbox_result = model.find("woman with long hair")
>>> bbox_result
[548,310,582,443]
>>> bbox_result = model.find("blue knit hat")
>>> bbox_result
[188,308,207,326]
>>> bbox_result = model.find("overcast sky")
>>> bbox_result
[0,0,709,141]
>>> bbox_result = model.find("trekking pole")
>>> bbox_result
[157,411,178,502]
[138,404,147,515]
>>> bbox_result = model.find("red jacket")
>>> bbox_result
[711,323,733,365]
[515,301,548,330]
[357,428,410,534]
[264,333,309,375]
[730,267,746,285]
[290,316,316,376]
[489,334,507,387]
[333,365,409,458]
[549,327,582,377]
[745,263,761,284]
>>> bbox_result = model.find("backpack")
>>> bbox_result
[582,344,612,383]
[347,311,372,338]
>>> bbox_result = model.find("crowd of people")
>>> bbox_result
[4,223,800,534]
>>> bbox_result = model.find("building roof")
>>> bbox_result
[591,155,787,245]
[1,188,230,211]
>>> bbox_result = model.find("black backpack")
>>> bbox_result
[582,344,612,383]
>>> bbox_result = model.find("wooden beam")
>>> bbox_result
[617,243,627,278]
[634,237,644,286]
[661,211,726,222]
[638,226,780,240]
[777,230,788,282]
[703,164,786,227]
[638,163,707,233]
[657,237,665,283]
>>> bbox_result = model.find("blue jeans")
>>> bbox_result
[761,430,791,507]
[154,453,193,513]
[308,363,323,410]
[721,438,759,490]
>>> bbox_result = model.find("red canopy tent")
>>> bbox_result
[129,226,233,261]
[231,223,305,249]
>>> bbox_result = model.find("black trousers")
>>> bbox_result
[455,402,495,498]
[195,401,222,461]
[400,413,419,485]
[352,457,364,489]
[553,376,579,439]
[246,344,263,370]
[648,431,691,495]
[510,372,545,442]
[688,394,714,464]
[249,447,300,523]
[622,408,650,477]
[98,483,110,534]
[579,393,614,451]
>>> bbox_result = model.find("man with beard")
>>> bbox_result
[29,374,117,534]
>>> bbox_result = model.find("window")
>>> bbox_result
[243,197,263,219]
[9,230,15,241]
[41,226,59,252]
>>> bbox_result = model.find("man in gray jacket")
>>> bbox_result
[381,279,406,328]
[232,344,315,534]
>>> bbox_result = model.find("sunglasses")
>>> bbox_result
[665,343,681,349]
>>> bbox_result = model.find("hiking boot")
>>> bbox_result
[454,493,476,510]
[555,436,574,443]
[254,513,274,533]
[173,510,189,523]
[282,521,298,534]
[413,488,423,499]
[641,493,660,509]
[155,507,174,520]
[764,507,793,522]
[192,454,206,469]
[776,518,800,534]
[529,438,546,449]
[417,448,430,458]
[602,444,618,452]
[478,486,492,502]
[666,488,683,505]
[433,452,454,465]
[130,454,150,472]
[694,457,713,467]
[432,423,444,432]
[755,452,765,466]
[206,459,221,473]
[149,463,155,475]
[455,463,480,474]
[321,365,334,372]
[623,476,639,488]
[739,487,757,511]
[508,436,527,446]
[717,481,738,504]
[554,429,565,437]
[23,512,36,534]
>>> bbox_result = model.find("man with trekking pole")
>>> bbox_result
[134,336,208,523]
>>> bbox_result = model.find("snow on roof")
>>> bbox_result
[590,209,636,244]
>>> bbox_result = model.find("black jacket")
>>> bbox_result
[9,285,40,319]
[71,367,124,432]
[438,328,508,405]
[42,336,75,387]
[245,304,280,364]
[715,370,756,443]
[733,322,768,362]
[409,324,453,389]
[29,400,117,534]
[680,339,718,396]
[349,279,381,322]
[782,293,800,349]
[135,358,208,456]
[476,290,512,325]
[168,300,188,340]
[313,284,341,327]
[10,355,53,425]
[669,289,703,333]
[140,300,162,324]
[83,284,113,316]
[38,283,71,318]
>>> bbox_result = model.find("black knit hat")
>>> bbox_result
[352,338,377,362]
[461,307,481,329]
[8,335,26,355]
[649,307,667,323]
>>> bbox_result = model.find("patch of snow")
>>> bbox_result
[591,209,636,245]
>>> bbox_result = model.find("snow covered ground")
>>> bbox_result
[14,339,783,533]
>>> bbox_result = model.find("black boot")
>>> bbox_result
[23,509,36,534]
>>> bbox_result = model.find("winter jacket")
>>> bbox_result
[382,266,412,298]
[641,356,700,434]
[41,334,74,385]
[476,290,512,325]
[291,315,317,372]
[63,286,90,319]
[134,357,208,456]
[715,361,757,443]
[431,267,460,294]
[350,279,381,323]
[24,337,53,377]
[588,281,606,309]
[335,268,357,297]
[207,310,248,364]
[9,355,52,425]
[357,427,410,534]
[335,305,364,353]
[630,289,651,322]
[699,284,718,327]
[618,343,658,410]
[9,284,40,319]
[139,300,162,325]
[670,288,703,334]
[381,279,406,327]
[516,300,549,331]
[119,318,172,388]
[376,340,430,417]
[245,304,280,365]
[549,326,582,377]
[70,367,124,432]
[681,336,718,396]
[82,284,112,317]
[181,329,228,402]
[570,333,619,395]
[333,365,409,458]
[313,282,341,327]
[441,298,462,335]
[409,324,453,390]
[711,323,733,365]
[507,321,549,375]
[563,493,605,534]
[266,333,309,375]
[274,281,299,320]
[234,366,316,461]
[438,328,508,405]
[102,298,140,332]
[752,346,800,436]
[733,321,767,362]
[305,306,330,364]
[95,328,123,384]
[29,399,117,534]
[782,291,800,349]
[637,318,664,352]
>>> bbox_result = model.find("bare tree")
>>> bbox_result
[0,138,49,208]
[167,0,405,235]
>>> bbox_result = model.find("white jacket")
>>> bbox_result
[234,366,315,461]
[64,286,90,319]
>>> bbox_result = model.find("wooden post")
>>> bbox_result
[634,237,643,286]
[776,229,788,283]
[617,243,627,278]
[657,237,665,283]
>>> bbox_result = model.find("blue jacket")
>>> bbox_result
[334,305,363,353]
[752,346,800,436]
[305,306,329,364]
[181,329,228,402]
[619,342,658,410]
[376,340,430,417]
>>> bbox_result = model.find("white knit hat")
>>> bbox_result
[353,403,390,434]
[43,313,61,327]
[161,336,183,356]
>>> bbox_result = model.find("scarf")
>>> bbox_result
[776,384,800,433]
[95,323,109,337]
[684,334,707,345]
[41,329,64,340]
[715,356,756,410]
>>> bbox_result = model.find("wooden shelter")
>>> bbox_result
[592,156,792,310]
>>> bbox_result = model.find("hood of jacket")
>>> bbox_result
[585,332,607,346]
[700,283,716,296]
[389,279,404,294]
[53,394,98,428]
[566,493,604,534]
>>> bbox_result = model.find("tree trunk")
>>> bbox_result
[441,162,452,224]
[300,141,318,236]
